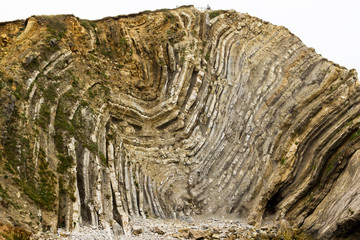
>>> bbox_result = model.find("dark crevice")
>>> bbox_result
[263,190,283,220]
[181,69,199,112]
[333,214,360,239]
[128,123,142,131]
[156,117,178,130]
[111,184,124,229]
[76,144,92,225]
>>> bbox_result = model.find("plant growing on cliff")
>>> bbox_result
[99,152,107,166]
[205,52,210,61]
[36,103,51,130]
[79,19,97,31]
[348,208,354,215]
[12,148,57,211]
[209,11,221,19]
[164,13,175,24]
[118,38,127,47]
[0,74,4,89]
[38,15,67,39]
[0,184,9,202]
[349,129,360,141]
[57,154,74,174]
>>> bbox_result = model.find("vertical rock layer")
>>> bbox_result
[0,6,359,239]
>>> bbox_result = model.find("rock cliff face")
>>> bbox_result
[0,5,359,239]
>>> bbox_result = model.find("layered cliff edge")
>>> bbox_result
[0,5,360,239]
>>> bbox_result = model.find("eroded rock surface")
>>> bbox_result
[0,5,359,240]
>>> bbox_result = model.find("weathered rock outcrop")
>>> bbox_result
[0,6,359,239]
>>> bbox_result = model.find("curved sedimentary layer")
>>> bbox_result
[0,6,359,239]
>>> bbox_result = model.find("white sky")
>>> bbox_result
[1,0,359,72]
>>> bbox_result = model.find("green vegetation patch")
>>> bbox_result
[168,29,186,46]
[57,154,74,174]
[205,52,210,61]
[22,55,40,71]
[38,15,67,39]
[3,109,33,176]
[100,46,116,58]
[13,148,57,211]
[79,19,97,31]
[36,103,51,129]
[35,82,60,130]
[0,71,5,90]
[54,89,107,168]
[54,102,76,154]
[209,11,221,19]
[117,38,127,47]
[164,13,176,24]
[349,128,360,141]
[0,184,10,201]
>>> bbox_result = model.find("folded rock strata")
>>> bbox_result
[0,5,359,240]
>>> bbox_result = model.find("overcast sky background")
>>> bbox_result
[1,0,359,72]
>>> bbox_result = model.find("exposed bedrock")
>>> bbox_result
[0,5,359,239]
